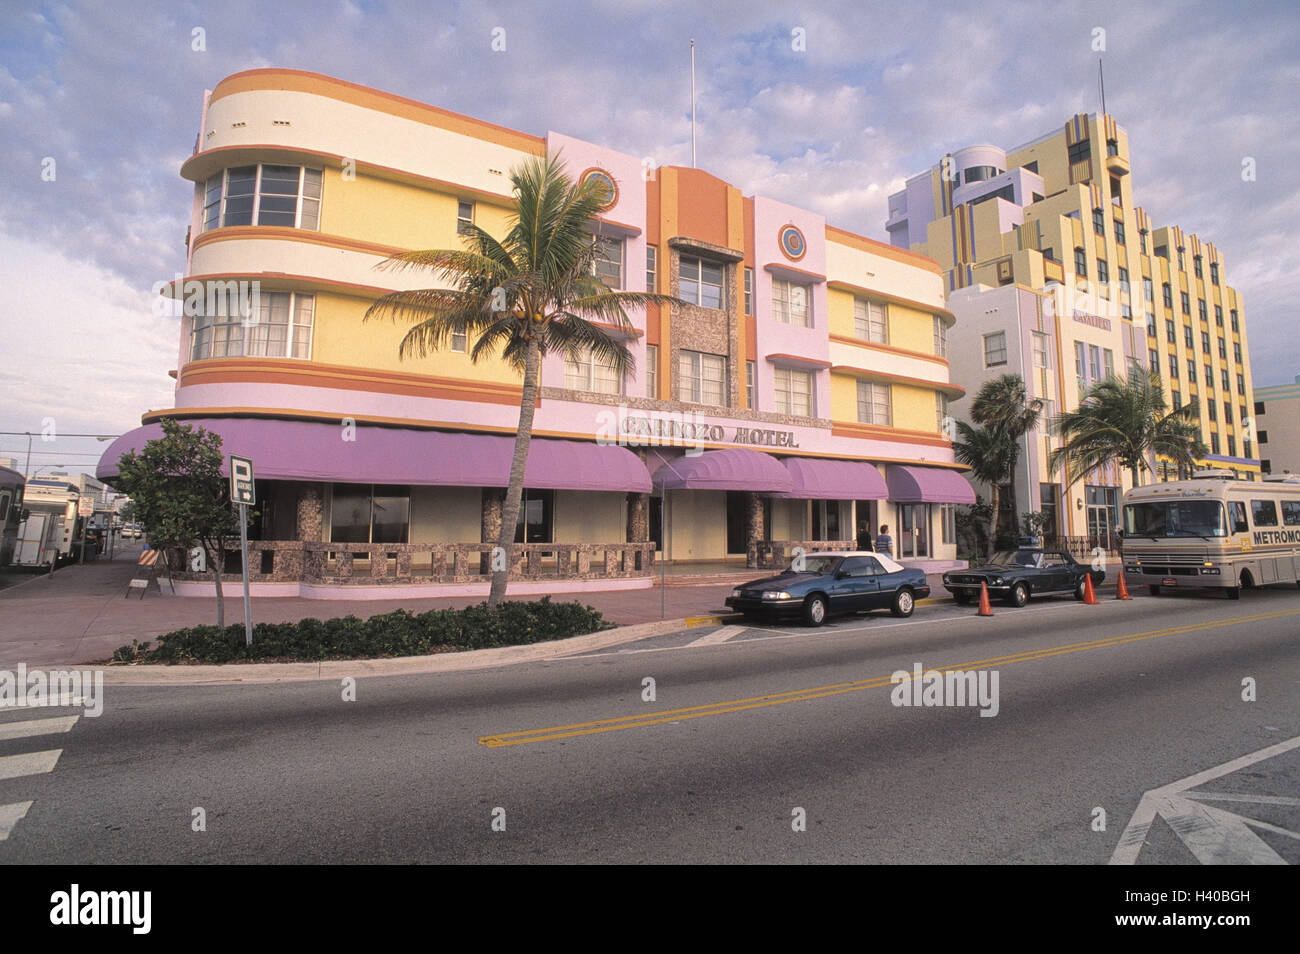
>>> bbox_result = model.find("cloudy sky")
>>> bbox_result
[1,0,1296,475]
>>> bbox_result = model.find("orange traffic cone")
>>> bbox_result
[1083,573,1099,605]
[977,581,993,616]
[1115,571,1132,600]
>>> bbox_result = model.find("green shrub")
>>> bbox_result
[112,596,610,665]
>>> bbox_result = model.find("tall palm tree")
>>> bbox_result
[952,420,1017,557]
[364,154,676,608]
[1049,368,1207,489]
[967,374,1042,529]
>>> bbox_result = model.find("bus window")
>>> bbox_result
[1250,499,1279,527]
[1283,501,1300,526]
[1124,500,1227,537]
[1230,501,1249,534]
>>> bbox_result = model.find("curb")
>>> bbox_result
[93,613,728,686]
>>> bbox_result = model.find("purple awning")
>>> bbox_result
[773,458,888,499]
[653,449,793,492]
[96,418,652,493]
[885,465,976,504]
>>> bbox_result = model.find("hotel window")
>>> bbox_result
[1223,402,1232,423]
[856,381,891,426]
[1233,342,1241,363]
[1115,220,1126,245]
[1121,304,1132,320]
[933,316,948,357]
[1230,309,1239,331]
[936,392,950,433]
[677,350,726,405]
[1092,208,1105,236]
[515,489,555,544]
[1068,139,1090,164]
[1088,345,1102,383]
[1211,433,1220,454]
[450,328,467,353]
[202,164,322,232]
[773,367,813,416]
[941,503,956,545]
[1102,348,1114,380]
[593,236,623,288]
[1194,255,1203,279]
[456,201,475,236]
[1237,373,1246,396]
[1228,436,1236,456]
[564,345,621,394]
[645,344,658,397]
[1177,247,1185,270]
[680,256,724,309]
[1075,341,1087,391]
[1204,363,1213,385]
[1208,400,1216,421]
[1074,247,1087,277]
[1162,283,1172,308]
[1184,325,1193,349]
[1146,314,1156,337]
[1244,438,1252,458]
[1143,277,1153,302]
[190,291,314,361]
[1168,354,1179,379]
[1148,348,1158,369]
[854,298,888,343]
[329,485,410,544]
[772,279,811,327]
[1221,368,1230,389]
[1118,266,1129,295]
[1201,331,1210,352]
[746,360,756,408]
[1187,363,1197,384]
[983,331,1007,367]
[1181,291,1190,315]
[1165,319,1175,344]
[646,247,657,291]
[1171,390,1182,410]
[1096,259,1109,284]
[743,268,753,315]
[1215,305,1223,326]
[1032,332,1049,368]
[1198,299,1208,322]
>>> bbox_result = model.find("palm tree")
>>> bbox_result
[952,420,1017,557]
[364,154,676,609]
[1049,368,1207,489]
[967,374,1042,530]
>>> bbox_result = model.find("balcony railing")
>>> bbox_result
[747,539,855,569]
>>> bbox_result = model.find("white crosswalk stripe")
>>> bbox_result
[0,716,79,741]
[687,625,749,647]
[0,801,32,841]
[0,749,62,781]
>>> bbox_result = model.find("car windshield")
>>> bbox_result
[1124,500,1227,538]
[990,550,1041,567]
[788,555,843,575]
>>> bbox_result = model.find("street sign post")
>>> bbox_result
[229,455,255,647]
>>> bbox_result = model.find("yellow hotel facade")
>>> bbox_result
[888,113,1259,548]
[99,69,970,597]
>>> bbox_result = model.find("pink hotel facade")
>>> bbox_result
[98,69,972,597]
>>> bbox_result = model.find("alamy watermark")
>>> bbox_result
[890,662,999,717]
[0,665,104,717]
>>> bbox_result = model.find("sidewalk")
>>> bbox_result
[0,547,1118,669]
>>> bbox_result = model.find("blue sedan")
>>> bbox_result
[726,551,931,626]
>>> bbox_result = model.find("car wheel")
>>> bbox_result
[1074,578,1088,601]
[1147,585,1161,596]
[1006,582,1029,608]
[803,594,828,627]
[891,587,915,618]
[953,591,972,605]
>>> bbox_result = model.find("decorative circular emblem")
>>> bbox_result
[779,224,807,262]
[580,168,618,211]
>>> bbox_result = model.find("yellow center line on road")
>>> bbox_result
[477,608,1300,748]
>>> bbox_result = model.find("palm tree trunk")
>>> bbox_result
[210,544,225,628]
[987,484,1000,559]
[488,336,542,610]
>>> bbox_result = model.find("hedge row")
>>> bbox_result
[112,597,612,664]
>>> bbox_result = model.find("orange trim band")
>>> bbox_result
[827,334,950,368]
[825,225,943,274]
[827,279,955,324]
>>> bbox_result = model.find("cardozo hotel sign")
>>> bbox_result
[597,405,801,455]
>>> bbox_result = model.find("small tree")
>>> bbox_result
[114,419,243,626]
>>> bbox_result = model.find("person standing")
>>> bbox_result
[875,524,893,558]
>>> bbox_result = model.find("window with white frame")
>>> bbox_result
[450,328,468,353]
[680,256,724,309]
[941,503,956,545]
[983,331,1008,366]
[190,291,314,361]
[203,165,322,232]
[676,350,726,405]
[773,367,813,416]
[457,201,474,236]
[936,392,950,433]
[646,344,658,397]
[564,346,621,394]
[646,247,657,291]
[772,278,811,327]
[744,268,753,315]
[856,380,891,426]
[746,361,756,408]
[933,315,948,357]
[1032,331,1049,368]
[853,298,887,343]
[593,235,623,288]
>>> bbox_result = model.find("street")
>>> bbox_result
[1,587,1296,863]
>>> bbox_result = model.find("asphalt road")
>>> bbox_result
[2,586,1297,864]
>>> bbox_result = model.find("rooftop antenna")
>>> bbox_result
[691,39,697,168]
[1098,57,1107,117]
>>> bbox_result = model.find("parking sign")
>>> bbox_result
[229,455,255,505]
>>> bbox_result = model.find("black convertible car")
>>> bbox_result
[726,551,930,626]
[942,549,1105,607]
